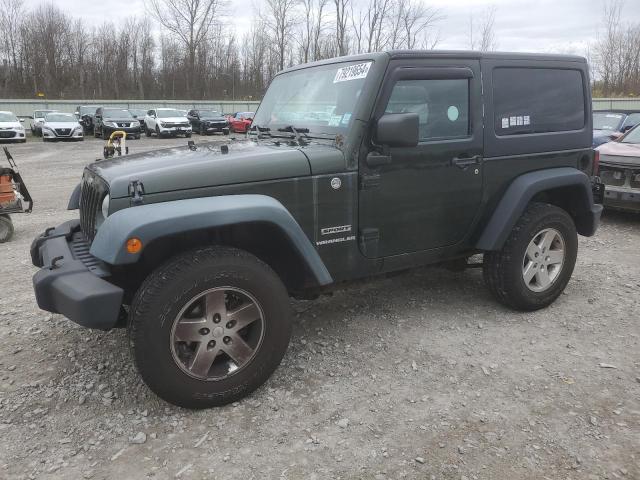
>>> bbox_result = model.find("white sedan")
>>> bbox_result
[0,111,27,143]
[41,112,84,141]
[144,108,192,138]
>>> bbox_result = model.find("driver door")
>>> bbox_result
[358,59,484,258]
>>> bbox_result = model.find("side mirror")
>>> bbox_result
[74,111,79,115]
[376,113,419,148]
[19,118,25,123]
[622,125,634,133]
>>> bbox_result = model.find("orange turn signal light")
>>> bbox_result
[126,237,143,254]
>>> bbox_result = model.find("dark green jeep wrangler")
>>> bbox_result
[31,51,604,409]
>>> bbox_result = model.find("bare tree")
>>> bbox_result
[335,0,349,56]
[469,5,497,52]
[260,0,299,71]
[146,0,225,96]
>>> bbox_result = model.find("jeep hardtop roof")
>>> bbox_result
[280,50,587,74]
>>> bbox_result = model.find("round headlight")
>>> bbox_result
[101,194,110,219]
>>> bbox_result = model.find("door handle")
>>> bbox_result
[451,155,482,169]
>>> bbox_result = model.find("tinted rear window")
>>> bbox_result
[493,68,585,136]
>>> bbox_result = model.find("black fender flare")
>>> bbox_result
[67,183,81,210]
[89,194,333,286]
[476,167,602,251]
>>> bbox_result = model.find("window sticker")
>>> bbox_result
[524,115,530,125]
[334,62,372,83]
[509,116,517,127]
[516,116,524,126]
[328,115,342,126]
[341,113,352,124]
[501,117,509,129]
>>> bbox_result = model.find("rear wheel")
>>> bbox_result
[483,202,577,311]
[0,215,14,243]
[129,246,292,409]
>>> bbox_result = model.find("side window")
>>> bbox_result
[384,79,470,141]
[493,68,585,136]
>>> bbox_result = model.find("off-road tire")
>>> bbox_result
[483,202,577,311]
[0,215,14,243]
[128,246,292,409]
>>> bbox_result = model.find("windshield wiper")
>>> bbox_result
[277,125,309,146]
[248,124,272,139]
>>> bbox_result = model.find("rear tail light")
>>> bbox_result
[593,150,600,176]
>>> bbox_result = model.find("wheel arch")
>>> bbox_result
[90,194,332,294]
[476,167,601,251]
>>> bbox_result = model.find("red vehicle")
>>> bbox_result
[228,111,254,133]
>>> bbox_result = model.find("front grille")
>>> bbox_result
[600,166,626,187]
[79,171,108,241]
[162,122,188,128]
[55,128,72,136]
[0,131,16,138]
[117,122,131,128]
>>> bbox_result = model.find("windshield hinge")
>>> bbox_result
[128,180,145,206]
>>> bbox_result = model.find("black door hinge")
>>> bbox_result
[360,173,381,190]
[128,180,145,206]
[359,227,380,257]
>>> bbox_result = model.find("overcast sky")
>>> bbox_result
[24,0,640,57]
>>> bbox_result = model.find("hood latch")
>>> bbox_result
[128,180,145,206]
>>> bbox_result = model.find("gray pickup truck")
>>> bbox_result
[31,51,603,409]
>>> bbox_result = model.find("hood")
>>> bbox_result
[44,121,80,129]
[104,117,137,123]
[89,140,313,198]
[201,116,227,122]
[0,122,22,129]
[597,141,640,165]
[156,117,188,123]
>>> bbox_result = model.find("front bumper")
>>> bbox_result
[202,123,229,133]
[31,220,123,330]
[104,126,141,136]
[42,129,83,139]
[158,125,192,135]
[603,185,640,212]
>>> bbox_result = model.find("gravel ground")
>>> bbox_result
[0,136,639,480]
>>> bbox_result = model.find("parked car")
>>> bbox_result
[31,110,57,136]
[593,110,640,147]
[228,111,254,133]
[187,109,230,135]
[75,105,102,135]
[129,109,147,130]
[31,51,603,409]
[94,107,141,140]
[596,123,640,211]
[0,111,27,143]
[144,108,192,138]
[40,112,84,141]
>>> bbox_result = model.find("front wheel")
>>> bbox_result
[145,126,151,137]
[483,202,578,311]
[129,246,292,409]
[0,215,13,243]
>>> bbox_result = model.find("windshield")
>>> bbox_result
[199,110,222,118]
[35,110,55,118]
[157,109,184,118]
[621,125,640,144]
[0,112,18,122]
[129,109,146,117]
[622,113,640,129]
[252,60,373,134]
[45,113,76,122]
[79,106,99,115]
[593,112,624,131]
[103,108,133,118]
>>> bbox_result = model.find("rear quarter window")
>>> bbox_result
[493,68,585,136]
